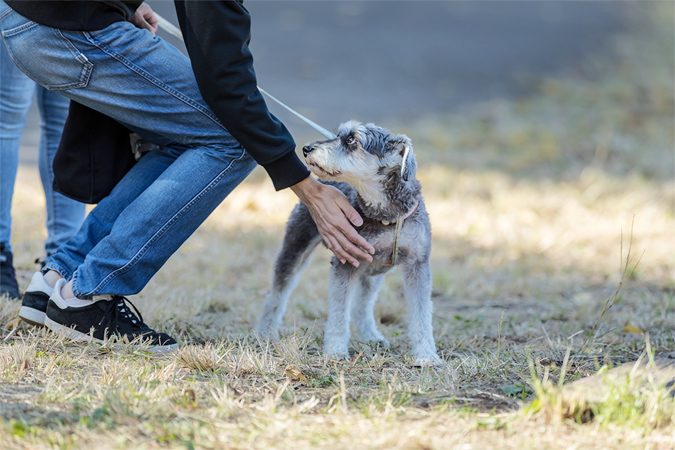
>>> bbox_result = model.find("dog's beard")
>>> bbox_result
[305,158,343,179]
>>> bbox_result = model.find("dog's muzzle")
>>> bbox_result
[302,145,314,158]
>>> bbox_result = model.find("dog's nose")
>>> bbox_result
[302,145,313,158]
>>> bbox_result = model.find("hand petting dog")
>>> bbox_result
[291,177,374,268]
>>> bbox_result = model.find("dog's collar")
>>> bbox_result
[381,200,419,226]
[383,200,419,266]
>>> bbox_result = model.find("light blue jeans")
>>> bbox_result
[0,41,85,260]
[0,2,258,297]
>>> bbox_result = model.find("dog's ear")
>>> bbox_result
[387,135,416,181]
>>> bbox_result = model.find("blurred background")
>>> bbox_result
[18,0,630,159]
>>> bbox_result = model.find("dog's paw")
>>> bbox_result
[324,340,350,360]
[359,330,390,349]
[412,353,444,368]
[253,324,280,341]
[332,353,351,361]
[367,337,390,349]
[325,350,350,360]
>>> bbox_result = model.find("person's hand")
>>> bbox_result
[129,3,158,36]
[291,177,375,267]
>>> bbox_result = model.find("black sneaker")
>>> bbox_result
[44,280,178,353]
[0,243,20,300]
[19,271,52,326]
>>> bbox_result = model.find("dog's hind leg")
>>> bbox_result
[401,260,442,366]
[256,209,322,335]
[352,274,390,348]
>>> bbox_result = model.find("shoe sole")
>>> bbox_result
[19,306,46,327]
[43,317,179,353]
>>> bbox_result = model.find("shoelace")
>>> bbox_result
[101,296,150,332]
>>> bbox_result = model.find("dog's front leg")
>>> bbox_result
[324,263,358,359]
[402,259,442,366]
[352,274,390,348]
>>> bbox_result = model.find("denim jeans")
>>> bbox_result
[0,2,258,297]
[0,41,85,260]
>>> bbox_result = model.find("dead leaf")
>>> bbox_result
[285,365,307,384]
[623,324,645,334]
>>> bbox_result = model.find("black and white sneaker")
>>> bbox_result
[44,279,178,353]
[19,271,53,326]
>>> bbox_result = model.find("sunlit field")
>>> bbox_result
[1,5,673,449]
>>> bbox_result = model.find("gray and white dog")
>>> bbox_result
[256,121,440,366]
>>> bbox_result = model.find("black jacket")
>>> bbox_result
[174,0,309,189]
[6,0,309,196]
[5,0,143,30]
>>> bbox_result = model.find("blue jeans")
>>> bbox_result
[0,40,85,260]
[0,2,258,297]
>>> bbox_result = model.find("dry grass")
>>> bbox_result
[1,4,674,449]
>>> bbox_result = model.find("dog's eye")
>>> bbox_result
[346,136,356,145]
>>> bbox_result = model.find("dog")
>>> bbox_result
[256,121,440,366]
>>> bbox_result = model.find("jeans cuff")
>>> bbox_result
[69,271,95,300]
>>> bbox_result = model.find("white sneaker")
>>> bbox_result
[18,272,53,326]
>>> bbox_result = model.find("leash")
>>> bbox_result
[384,199,418,266]
[157,13,413,265]
[256,88,337,140]
[155,13,337,139]
[383,152,417,266]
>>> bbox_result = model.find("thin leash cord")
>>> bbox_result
[392,139,411,265]
[154,13,336,140]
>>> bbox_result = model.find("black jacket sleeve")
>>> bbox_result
[174,0,310,191]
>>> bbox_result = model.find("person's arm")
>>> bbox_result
[174,0,373,265]
[174,0,307,190]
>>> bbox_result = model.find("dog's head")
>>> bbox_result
[302,121,416,204]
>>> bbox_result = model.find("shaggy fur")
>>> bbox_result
[257,121,440,366]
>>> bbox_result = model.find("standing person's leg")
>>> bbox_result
[18,85,85,323]
[35,86,86,262]
[1,4,258,347]
[0,39,33,299]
